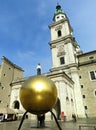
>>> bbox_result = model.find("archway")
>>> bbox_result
[54,98,61,120]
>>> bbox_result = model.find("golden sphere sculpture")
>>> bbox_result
[20,75,57,115]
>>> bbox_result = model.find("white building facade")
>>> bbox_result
[9,4,86,121]
[48,4,85,118]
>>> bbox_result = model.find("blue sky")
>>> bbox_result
[0,0,96,77]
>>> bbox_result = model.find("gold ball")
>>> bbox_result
[20,75,57,115]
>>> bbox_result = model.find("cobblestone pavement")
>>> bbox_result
[0,118,96,130]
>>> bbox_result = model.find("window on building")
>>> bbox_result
[60,57,65,65]
[94,90,96,97]
[13,100,20,109]
[3,74,6,76]
[85,106,88,110]
[79,76,82,79]
[83,95,85,98]
[95,91,96,96]
[89,56,94,60]
[2,87,4,90]
[81,85,83,88]
[57,16,59,19]
[66,96,69,101]
[57,30,62,37]
[90,71,96,80]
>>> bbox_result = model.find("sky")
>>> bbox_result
[0,0,96,77]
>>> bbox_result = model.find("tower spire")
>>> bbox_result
[57,2,59,6]
[56,3,61,11]
[53,3,65,22]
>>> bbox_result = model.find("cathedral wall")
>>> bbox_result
[10,84,22,109]
[78,52,96,63]
[50,75,76,121]
[70,67,85,118]
[51,47,58,68]
[0,57,24,108]
[78,61,96,117]
[0,59,14,108]
[64,42,75,65]
[62,22,70,36]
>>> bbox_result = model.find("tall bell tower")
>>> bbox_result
[49,4,85,117]
[49,4,82,71]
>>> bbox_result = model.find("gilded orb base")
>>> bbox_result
[20,75,57,114]
[18,75,62,130]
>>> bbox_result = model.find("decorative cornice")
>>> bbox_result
[49,34,73,47]
[2,56,24,72]
[46,71,74,84]
[55,25,62,31]
[50,63,78,72]
[49,18,68,28]
[78,59,96,67]
[77,50,96,57]
[57,51,65,57]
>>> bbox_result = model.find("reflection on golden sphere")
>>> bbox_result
[20,75,57,115]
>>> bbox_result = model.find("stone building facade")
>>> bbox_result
[0,56,24,108]
[78,51,96,117]
[0,4,96,121]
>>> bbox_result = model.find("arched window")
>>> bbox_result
[57,30,62,37]
[13,100,20,109]
[94,90,96,97]
[95,91,96,96]
[60,57,65,65]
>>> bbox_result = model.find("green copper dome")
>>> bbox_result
[53,4,65,21]
[54,4,65,15]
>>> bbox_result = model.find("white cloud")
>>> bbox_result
[17,50,35,60]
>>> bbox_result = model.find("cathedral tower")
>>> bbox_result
[49,4,85,117]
